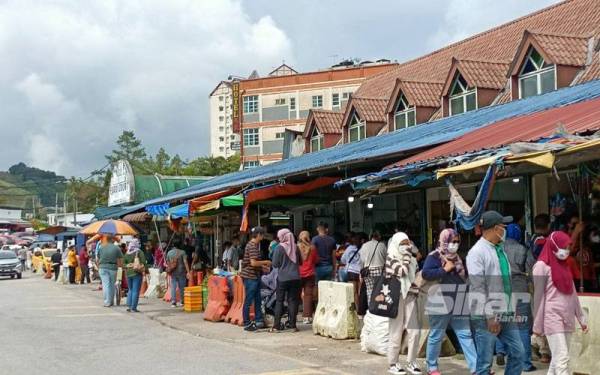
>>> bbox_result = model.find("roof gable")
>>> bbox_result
[342,97,388,128]
[442,58,510,96]
[386,79,443,113]
[303,109,344,138]
[509,30,590,76]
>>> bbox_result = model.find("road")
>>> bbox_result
[0,273,333,375]
[1,273,549,375]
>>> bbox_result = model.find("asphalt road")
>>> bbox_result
[0,273,332,375]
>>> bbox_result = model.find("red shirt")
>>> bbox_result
[79,250,89,265]
[299,246,318,278]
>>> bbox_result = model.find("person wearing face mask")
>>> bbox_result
[466,211,524,375]
[422,228,477,375]
[494,224,537,372]
[532,231,588,375]
[386,232,422,375]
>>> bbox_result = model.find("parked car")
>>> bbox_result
[0,250,22,279]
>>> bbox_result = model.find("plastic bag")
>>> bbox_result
[360,311,389,355]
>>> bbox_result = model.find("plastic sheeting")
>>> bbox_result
[449,163,497,230]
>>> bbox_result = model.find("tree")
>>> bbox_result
[105,130,147,170]
[65,177,106,213]
[183,154,240,176]
[168,154,184,175]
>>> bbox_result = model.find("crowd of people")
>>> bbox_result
[235,212,589,375]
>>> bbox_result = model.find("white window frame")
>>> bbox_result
[275,132,285,139]
[275,98,286,106]
[289,97,296,110]
[448,74,477,116]
[332,93,340,107]
[312,95,323,108]
[310,128,324,152]
[342,92,350,99]
[243,95,259,114]
[243,128,259,146]
[518,48,556,99]
[393,94,416,130]
[348,113,366,142]
[243,161,259,169]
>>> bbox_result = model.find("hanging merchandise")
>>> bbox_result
[448,163,498,230]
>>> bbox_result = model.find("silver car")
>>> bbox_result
[0,250,22,279]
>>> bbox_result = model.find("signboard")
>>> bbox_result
[230,141,241,151]
[231,81,240,133]
[108,160,135,207]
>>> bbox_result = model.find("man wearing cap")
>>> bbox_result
[466,210,524,375]
[241,227,271,331]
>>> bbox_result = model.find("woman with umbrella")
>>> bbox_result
[80,220,137,307]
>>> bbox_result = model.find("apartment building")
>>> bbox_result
[209,81,239,158]
[235,62,398,168]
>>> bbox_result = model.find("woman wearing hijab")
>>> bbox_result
[422,228,476,375]
[297,230,318,324]
[533,231,588,375]
[386,232,422,375]
[271,228,302,332]
[123,239,148,312]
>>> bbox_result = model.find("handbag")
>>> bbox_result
[133,252,145,274]
[360,241,380,278]
[414,253,444,295]
[368,273,401,318]
[357,280,369,316]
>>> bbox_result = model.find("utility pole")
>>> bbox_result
[55,193,58,226]
[73,191,77,228]
[63,191,67,226]
[32,196,36,219]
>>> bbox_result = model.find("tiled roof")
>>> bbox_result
[456,59,510,90]
[355,0,600,99]
[303,110,344,137]
[391,80,444,108]
[351,97,389,123]
[577,53,600,83]
[530,31,590,66]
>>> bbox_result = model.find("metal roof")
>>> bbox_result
[123,79,600,214]
[394,95,600,167]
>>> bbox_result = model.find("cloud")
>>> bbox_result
[427,0,559,49]
[0,0,293,176]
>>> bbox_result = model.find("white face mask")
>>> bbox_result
[398,244,411,253]
[590,235,600,243]
[447,243,459,253]
[555,248,570,260]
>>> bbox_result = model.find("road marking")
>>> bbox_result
[55,313,121,318]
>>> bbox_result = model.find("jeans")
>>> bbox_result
[427,314,477,373]
[68,266,76,284]
[170,274,187,304]
[242,277,263,326]
[127,274,143,310]
[99,268,117,306]
[274,279,301,329]
[472,318,524,375]
[496,302,534,370]
[315,264,333,283]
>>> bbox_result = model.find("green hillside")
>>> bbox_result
[0,176,34,209]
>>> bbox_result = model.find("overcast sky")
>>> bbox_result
[0,0,558,177]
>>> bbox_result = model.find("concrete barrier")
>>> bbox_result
[571,294,600,375]
[144,268,164,298]
[313,281,359,340]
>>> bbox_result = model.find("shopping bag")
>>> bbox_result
[368,274,400,318]
[357,280,369,316]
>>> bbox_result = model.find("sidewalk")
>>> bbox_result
[69,278,548,375]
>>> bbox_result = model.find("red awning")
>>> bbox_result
[240,177,339,231]
[389,96,600,169]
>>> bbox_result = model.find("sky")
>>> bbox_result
[0,0,558,177]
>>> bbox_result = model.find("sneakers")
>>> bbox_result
[255,321,266,330]
[171,303,177,308]
[496,354,505,366]
[243,322,257,332]
[302,317,313,325]
[388,364,406,375]
[406,362,422,375]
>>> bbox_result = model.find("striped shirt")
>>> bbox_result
[240,241,261,279]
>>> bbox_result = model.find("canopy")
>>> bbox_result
[195,194,244,213]
[145,203,170,217]
[166,203,189,219]
[188,189,238,213]
[240,177,339,231]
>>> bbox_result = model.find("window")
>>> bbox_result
[219,147,224,152]
[219,136,224,142]
[230,135,236,140]
[243,161,259,169]
[348,113,366,142]
[289,97,296,110]
[310,128,324,152]
[219,96,224,101]
[342,92,350,99]
[275,132,285,139]
[219,106,224,112]
[275,98,286,105]
[312,95,323,108]
[394,94,416,130]
[449,73,477,116]
[332,93,340,107]
[243,128,259,146]
[219,126,224,132]
[519,47,556,99]
[243,95,259,114]
[219,116,224,122]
